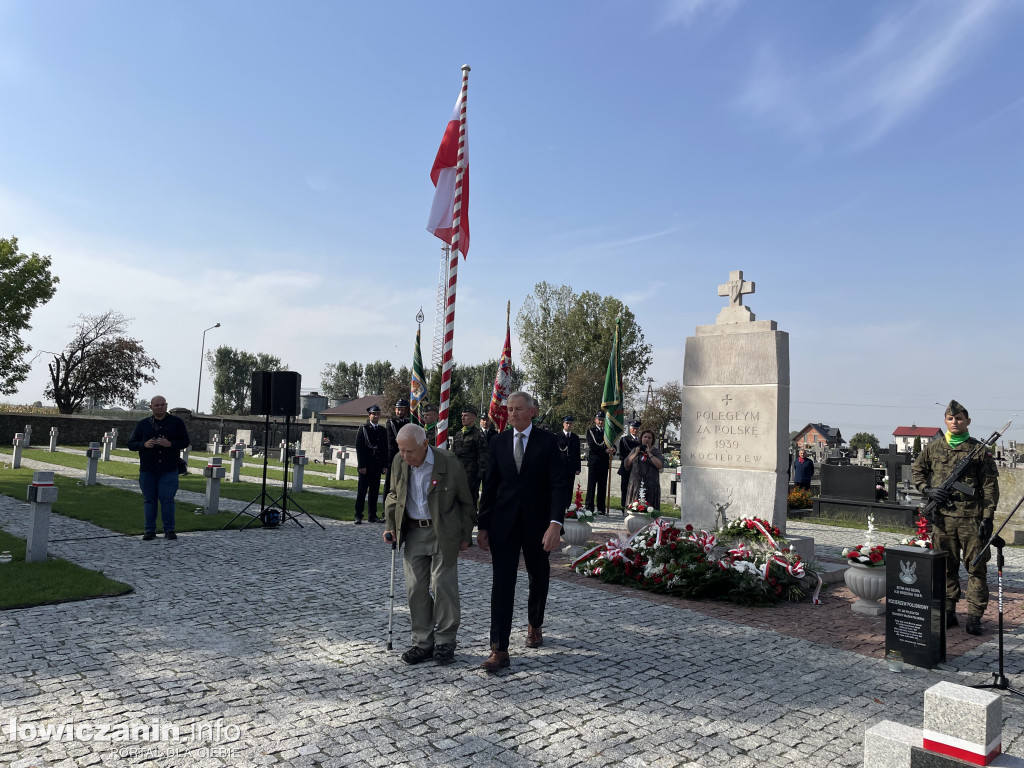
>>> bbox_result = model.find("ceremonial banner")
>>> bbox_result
[410,328,426,419]
[489,302,513,433]
[601,318,624,449]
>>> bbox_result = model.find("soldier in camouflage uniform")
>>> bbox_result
[912,399,999,635]
[451,406,487,504]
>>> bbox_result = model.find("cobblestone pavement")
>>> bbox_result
[3,494,1024,767]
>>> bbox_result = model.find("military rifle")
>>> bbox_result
[920,420,1011,528]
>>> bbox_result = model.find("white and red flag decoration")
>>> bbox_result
[488,301,513,433]
[426,76,470,258]
[429,65,470,448]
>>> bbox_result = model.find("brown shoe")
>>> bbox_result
[480,650,510,672]
[526,625,543,648]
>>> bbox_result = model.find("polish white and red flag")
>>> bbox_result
[426,87,469,258]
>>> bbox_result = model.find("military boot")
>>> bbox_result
[966,615,983,636]
[945,602,958,629]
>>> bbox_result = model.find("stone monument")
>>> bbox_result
[679,270,789,532]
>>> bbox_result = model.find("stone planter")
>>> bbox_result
[561,519,593,558]
[844,562,886,616]
[625,513,655,535]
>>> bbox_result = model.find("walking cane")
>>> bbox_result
[385,532,397,650]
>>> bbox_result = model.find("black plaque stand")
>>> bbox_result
[971,492,1024,697]
[886,546,947,669]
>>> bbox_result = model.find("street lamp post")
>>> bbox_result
[195,323,221,413]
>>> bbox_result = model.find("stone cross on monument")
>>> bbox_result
[716,270,756,324]
[679,268,792,534]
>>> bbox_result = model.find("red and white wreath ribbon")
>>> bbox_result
[687,529,717,554]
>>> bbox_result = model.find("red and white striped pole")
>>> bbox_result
[436,64,469,448]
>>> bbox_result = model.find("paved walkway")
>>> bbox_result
[2,487,1024,766]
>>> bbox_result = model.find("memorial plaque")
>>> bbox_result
[885,545,947,669]
[680,387,775,470]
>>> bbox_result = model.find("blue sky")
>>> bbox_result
[1,0,1021,443]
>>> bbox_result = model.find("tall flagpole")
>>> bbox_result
[437,64,470,449]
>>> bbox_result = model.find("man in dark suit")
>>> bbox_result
[477,391,565,672]
[355,404,388,524]
[557,415,582,510]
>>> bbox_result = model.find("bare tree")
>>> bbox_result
[45,311,159,413]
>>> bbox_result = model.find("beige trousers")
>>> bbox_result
[403,525,461,649]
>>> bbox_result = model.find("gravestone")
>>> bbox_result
[26,471,58,563]
[300,431,325,458]
[679,270,789,531]
[48,427,58,452]
[879,443,913,502]
[11,433,25,469]
[885,545,946,669]
[820,464,876,501]
[236,429,254,446]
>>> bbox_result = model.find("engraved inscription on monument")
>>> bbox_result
[681,387,776,471]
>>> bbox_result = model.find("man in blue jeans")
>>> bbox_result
[127,396,191,541]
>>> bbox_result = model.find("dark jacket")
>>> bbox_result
[586,425,610,469]
[617,433,640,476]
[127,414,190,474]
[355,421,388,470]
[386,417,410,463]
[479,427,565,543]
[793,456,814,485]
[558,430,582,476]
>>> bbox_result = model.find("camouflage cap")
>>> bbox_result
[945,399,968,417]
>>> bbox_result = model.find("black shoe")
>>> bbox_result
[946,612,959,629]
[401,646,434,665]
[966,616,983,636]
[434,644,455,665]
[142,531,156,541]
[165,531,177,540]
[355,518,363,525]
[368,516,382,524]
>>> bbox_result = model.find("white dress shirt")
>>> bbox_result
[406,447,435,520]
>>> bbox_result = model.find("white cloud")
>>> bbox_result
[736,0,1006,148]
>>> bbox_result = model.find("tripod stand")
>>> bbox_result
[224,413,324,531]
[971,492,1024,698]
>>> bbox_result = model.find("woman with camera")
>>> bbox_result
[624,429,664,508]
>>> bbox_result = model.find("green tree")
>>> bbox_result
[206,346,286,414]
[515,282,653,421]
[848,432,881,454]
[0,237,59,394]
[639,380,683,443]
[45,311,158,413]
[363,360,395,395]
[912,435,922,457]
[381,366,413,416]
[320,360,363,399]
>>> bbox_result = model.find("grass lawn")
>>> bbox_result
[0,527,132,610]
[0,466,357,533]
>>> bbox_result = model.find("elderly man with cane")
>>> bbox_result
[383,423,477,665]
